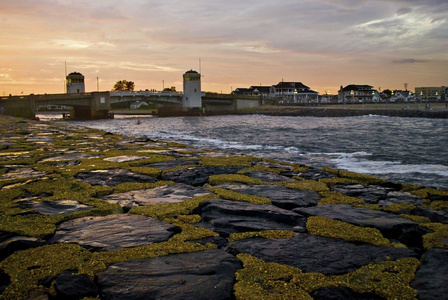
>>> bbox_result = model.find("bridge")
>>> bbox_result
[0,91,265,120]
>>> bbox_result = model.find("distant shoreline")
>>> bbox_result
[235,106,448,119]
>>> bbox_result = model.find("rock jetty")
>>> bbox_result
[0,115,447,299]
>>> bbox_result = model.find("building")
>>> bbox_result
[182,70,202,109]
[270,82,318,103]
[338,85,380,103]
[66,72,85,94]
[415,86,447,101]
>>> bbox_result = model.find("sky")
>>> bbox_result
[1,0,447,96]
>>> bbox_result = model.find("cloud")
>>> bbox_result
[393,58,428,64]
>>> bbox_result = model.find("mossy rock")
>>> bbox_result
[321,168,386,185]
[199,156,258,167]
[209,187,271,204]
[421,222,448,249]
[234,253,420,300]
[318,191,365,206]
[306,216,404,248]
[280,180,329,192]
[208,174,266,186]
[228,230,295,242]
[129,194,216,221]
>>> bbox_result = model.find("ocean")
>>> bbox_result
[41,113,448,189]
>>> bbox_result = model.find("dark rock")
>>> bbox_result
[254,161,293,171]
[1,167,47,180]
[49,214,178,251]
[54,273,98,300]
[413,208,448,224]
[225,234,416,276]
[330,183,391,204]
[281,167,337,180]
[241,170,295,182]
[145,160,199,170]
[18,200,94,215]
[0,234,47,261]
[101,184,212,211]
[411,249,448,300]
[378,191,424,208]
[311,286,384,300]
[98,249,242,300]
[76,169,157,187]
[0,268,10,295]
[161,165,245,186]
[217,183,321,209]
[193,199,307,237]
[294,204,425,246]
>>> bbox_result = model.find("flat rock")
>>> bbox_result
[161,166,245,186]
[48,214,177,251]
[225,234,416,276]
[217,183,321,209]
[413,208,448,224]
[76,169,157,187]
[40,153,104,162]
[281,167,337,180]
[1,167,46,179]
[54,273,98,299]
[294,204,431,249]
[101,184,212,211]
[144,160,199,170]
[193,199,307,237]
[0,233,47,261]
[330,183,392,204]
[18,200,94,215]
[411,249,448,300]
[103,155,150,162]
[241,170,296,182]
[97,249,242,300]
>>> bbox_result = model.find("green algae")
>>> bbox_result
[421,222,448,249]
[238,165,283,174]
[306,216,405,248]
[228,230,295,242]
[209,187,271,204]
[410,187,448,199]
[381,203,417,213]
[234,253,420,300]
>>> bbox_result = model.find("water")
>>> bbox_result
[41,113,448,189]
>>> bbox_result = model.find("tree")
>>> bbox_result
[382,89,392,98]
[112,80,135,91]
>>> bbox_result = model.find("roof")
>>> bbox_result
[273,82,310,89]
[341,84,374,91]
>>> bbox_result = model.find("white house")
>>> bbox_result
[270,82,319,103]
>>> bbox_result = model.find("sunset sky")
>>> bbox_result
[1,0,447,96]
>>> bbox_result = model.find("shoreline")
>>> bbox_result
[1,115,447,299]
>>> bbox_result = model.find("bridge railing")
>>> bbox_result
[111,91,183,97]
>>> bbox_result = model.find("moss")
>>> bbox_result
[429,200,448,210]
[321,168,386,185]
[208,174,266,186]
[129,194,216,220]
[381,203,416,213]
[238,165,283,174]
[234,254,420,300]
[421,222,448,249]
[210,187,271,204]
[410,187,448,199]
[199,155,257,167]
[318,191,365,206]
[228,230,295,242]
[280,180,329,192]
[306,216,405,248]
[400,214,432,224]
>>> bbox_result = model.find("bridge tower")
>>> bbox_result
[182,70,202,109]
[66,72,85,94]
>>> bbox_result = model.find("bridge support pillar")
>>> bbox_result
[0,96,36,119]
